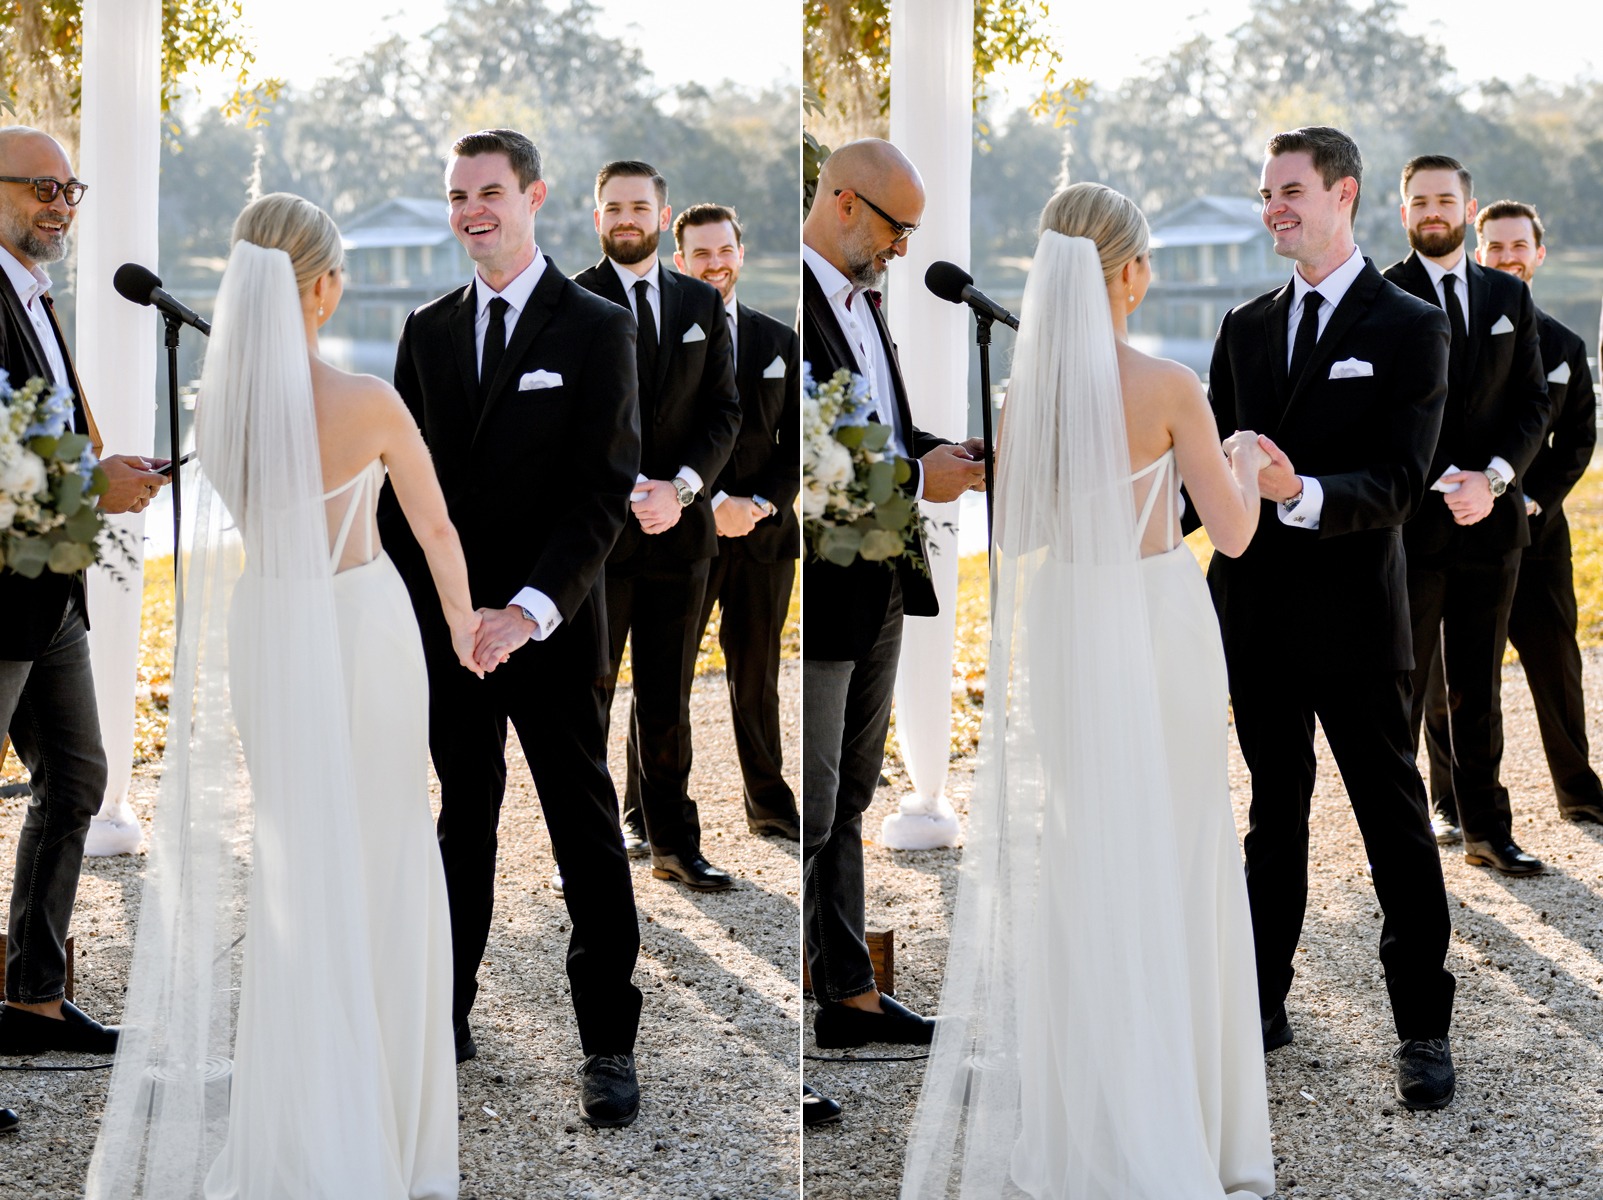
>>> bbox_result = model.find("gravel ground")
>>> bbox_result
[804,650,1603,1200]
[0,665,801,1199]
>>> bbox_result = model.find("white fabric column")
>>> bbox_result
[79,0,162,856]
[882,0,973,850]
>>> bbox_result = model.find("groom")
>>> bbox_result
[1204,126,1458,1110]
[378,128,645,1127]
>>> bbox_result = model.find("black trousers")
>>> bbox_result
[694,542,798,825]
[1407,550,1521,843]
[423,622,642,1056]
[1427,528,1603,813]
[608,553,711,856]
[1229,658,1456,1041]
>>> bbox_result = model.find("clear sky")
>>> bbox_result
[193,0,798,103]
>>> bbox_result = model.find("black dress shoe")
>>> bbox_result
[814,994,935,1049]
[454,1020,478,1064]
[577,1053,639,1127]
[650,852,734,891]
[621,820,651,857]
[1429,812,1462,845]
[1394,1037,1454,1110]
[1463,838,1545,875]
[0,1106,17,1133]
[747,811,801,840]
[1261,1005,1293,1052]
[803,1083,842,1127]
[0,1000,118,1055]
[552,866,564,897]
[1559,803,1603,824]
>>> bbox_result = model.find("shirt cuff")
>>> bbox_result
[1487,456,1513,485]
[675,466,703,495]
[712,489,729,509]
[1277,475,1323,529]
[509,587,562,641]
[910,457,925,502]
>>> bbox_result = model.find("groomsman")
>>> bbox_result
[0,127,172,1130]
[378,128,644,1126]
[1205,126,1457,1109]
[672,203,801,841]
[1424,201,1602,824]
[574,162,743,891]
[1383,156,1552,875]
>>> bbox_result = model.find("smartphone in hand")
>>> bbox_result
[155,452,195,477]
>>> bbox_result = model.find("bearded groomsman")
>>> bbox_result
[1424,201,1602,825]
[574,162,742,891]
[671,203,800,841]
[1383,156,1552,875]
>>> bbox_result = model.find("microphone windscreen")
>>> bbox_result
[113,262,161,305]
[925,260,973,304]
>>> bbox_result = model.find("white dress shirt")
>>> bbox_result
[0,245,69,389]
[802,245,923,500]
[1416,252,1513,494]
[608,255,703,499]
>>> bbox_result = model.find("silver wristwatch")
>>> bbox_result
[1483,468,1508,497]
[672,476,696,507]
[516,605,537,625]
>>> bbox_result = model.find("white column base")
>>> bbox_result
[85,798,144,857]
[880,796,962,850]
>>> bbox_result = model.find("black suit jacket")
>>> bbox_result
[718,301,800,564]
[572,259,741,563]
[800,261,948,662]
[1204,259,1449,673]
[377,257,640,677]
[1522,306,1596,556]
[1381,252,1550,559]
[0,271,96,660]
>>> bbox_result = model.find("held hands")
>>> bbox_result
[1222,429,1270,474]
[714,497,764,538]
[1253,434,1301,503]
[631,479,683,535]
[98,455,170,515]
[472,605,536,671]
[449,611,487,678]
[920,442,987,503]
[1439,470,1494,525]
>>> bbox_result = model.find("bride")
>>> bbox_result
[900,183,1276,1199]
[86,193,483,1198]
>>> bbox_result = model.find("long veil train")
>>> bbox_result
[900,232,1231,1199]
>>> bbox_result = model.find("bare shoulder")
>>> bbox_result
[1118,342,1202,402]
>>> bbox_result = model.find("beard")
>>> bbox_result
[841,221,887,289]
[602,224,659,266]
[1408,220,1466,258]
[0,205,69,264]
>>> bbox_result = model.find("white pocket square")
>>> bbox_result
[1490,314,1515,335]
[1548,361,1572,385]
[762,354,786,379]
[518,370,563,391]
[1328,358,1374,379]
[681,323,706,343]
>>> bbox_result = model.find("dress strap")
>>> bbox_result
[325,462,376,571]
[1132,449,1174,545]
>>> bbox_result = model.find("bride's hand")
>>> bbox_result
[451,611,485,678]
[1223,429,1269,472]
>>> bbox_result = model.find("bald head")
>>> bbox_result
[805,138,926,288]
[0,127,77,268]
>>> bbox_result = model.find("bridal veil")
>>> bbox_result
[86,242,395,1196]
[899,233,1230,1199]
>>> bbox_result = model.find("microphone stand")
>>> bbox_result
[162,312,184,610]
[973,312,997,559]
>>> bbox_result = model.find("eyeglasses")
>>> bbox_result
[834,188,918,244]
[0,176,89,206]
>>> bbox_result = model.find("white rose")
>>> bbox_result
[0,497,15,527]
[802,476,831,519]
[813,440,854,489]
[0,450,47,497]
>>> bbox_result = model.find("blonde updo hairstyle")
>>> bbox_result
[230,192,344,295]
[1037,183,1149,286]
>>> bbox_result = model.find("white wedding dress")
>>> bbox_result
[900,233,1272,1200]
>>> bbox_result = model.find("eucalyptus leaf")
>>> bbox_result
[48,541,94,573]
[53,475,82,517]
[866,459,896,505]
[66,506,102,542]
[835,425,866,450]
[874,496,913,531]
[6,536,49,578]
[817,524,862,566]
[28,434,58,459]
[894,458,912,485]
[55,432,89,461]
[860,529,904,560]
[860,423,891,453]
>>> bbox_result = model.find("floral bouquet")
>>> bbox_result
[0,370,117,578]
[802,363,929,571]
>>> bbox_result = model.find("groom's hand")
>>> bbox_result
[631,479,683,535]
[1254,434,1301,503]
[921,444,986,502]
[475,606,535,668]
[1440,470,1494,525]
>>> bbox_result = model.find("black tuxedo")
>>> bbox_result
[377,256,644,1054]
[694,300,801,827]
[1383,252,1551,843]
[572,259,741,857]
[799,257,951,1004]
[0,266,108,1010]
[1205,257,1456,1040]
[1426,306,1601,813]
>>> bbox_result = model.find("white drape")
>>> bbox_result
[79,0,161,855]
[883,0,973,850]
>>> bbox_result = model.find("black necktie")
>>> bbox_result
[634,279,657,385]
[1442,274,1467,378]
[478,296,509,412]
[1288,290,1323,386]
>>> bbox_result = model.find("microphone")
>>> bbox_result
[113,263,211,336]
[925,261,1019,331]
